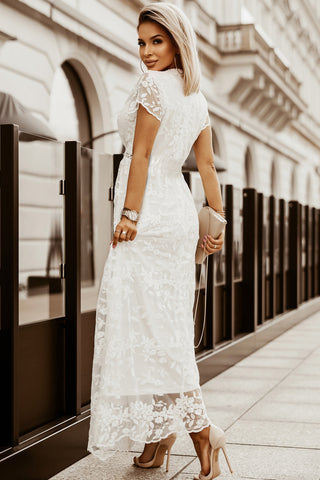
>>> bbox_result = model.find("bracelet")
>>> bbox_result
[123,207,139,214]
[122,207,139,222]
[212,208,225,214]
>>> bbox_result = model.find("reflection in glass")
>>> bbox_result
[315,210,320,270]
[80,148,94,287]
[284,202,289,271]
[18,134,64,325]
[80,148,114,313]
[274,199,280,274]
[214,185,226,285]
[264,196,270,276]
[301,206,306,268]
[308,208,313,266]
[233,188,243,280]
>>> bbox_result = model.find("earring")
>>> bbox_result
[140,59,147,73]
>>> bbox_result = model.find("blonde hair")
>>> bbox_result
[138,2,201,96]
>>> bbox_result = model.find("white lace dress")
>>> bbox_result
[87,69,212,461]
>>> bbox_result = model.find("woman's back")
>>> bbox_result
[118,69,210,176]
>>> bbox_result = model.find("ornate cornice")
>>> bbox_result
[229,68,301,131]
[0,30,17,42]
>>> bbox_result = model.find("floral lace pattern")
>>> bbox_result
[87,69,212,461]
[128,71,164,121]
[88,389,211,461]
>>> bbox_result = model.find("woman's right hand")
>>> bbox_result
[201,231,224,255]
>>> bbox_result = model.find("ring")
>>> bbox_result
[213,245,217,249]
[121,231,127,235]
[115,230,121,233]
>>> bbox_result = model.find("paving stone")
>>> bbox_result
[167,431,197,457]
[279,373,320,390]
[241,400,320,423]
[270,334,320,345]
[292,364,320,376]
[204,409,241,430]
[235,355,302,369]
[49,450,191,480]
[303,353,320,366]
[220,366,290,381]
[181,444,320,480]
[201,390,264,410]
[174,475,262,480]
[251,347,312,359]
[202,377,280,396]
[226,419,320,449]
[261,385,320,404]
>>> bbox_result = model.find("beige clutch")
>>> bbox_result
[195,206,227,264]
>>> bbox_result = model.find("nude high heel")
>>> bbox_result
[133,432,177,472]
[194,424,233,480]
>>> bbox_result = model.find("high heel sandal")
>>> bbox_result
[133,432,177,472]
[194,424,233,480]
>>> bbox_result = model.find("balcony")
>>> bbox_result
[216,23,306,131]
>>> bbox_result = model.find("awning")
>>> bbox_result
[0,91,57,141]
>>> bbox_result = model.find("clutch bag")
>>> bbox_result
[195,206,227,264]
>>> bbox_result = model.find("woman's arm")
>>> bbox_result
[193,126,224,214]
[193,125,225,254]
[123,103,160,212]
[112,104,160,247]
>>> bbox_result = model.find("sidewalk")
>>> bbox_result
[50,312,320,480]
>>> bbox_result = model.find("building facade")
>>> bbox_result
[1,0,320,317]
[1,2,320,477]
[1,0,319,204]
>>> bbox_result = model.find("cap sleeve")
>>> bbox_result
[199,92,211,133]
[129,72,164,122]
[201,110,211,131]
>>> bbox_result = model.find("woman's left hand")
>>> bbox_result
[201,231,224,255]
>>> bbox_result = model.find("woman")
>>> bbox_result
[87,3,233,479]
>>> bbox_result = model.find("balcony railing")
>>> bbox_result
[217,23,301,94]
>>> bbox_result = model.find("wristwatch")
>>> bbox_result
[121,207,139,222]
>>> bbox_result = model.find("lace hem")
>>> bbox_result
[87,422,212,464]
[87,387,211,462]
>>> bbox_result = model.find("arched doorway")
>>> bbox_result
[49,62,92,144]
[49,62,94,285]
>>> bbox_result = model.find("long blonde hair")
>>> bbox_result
[138,2,201,96]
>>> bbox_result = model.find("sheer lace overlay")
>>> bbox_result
[128,71,164,121]
[87,69,212,461]
[89,389,210,461]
